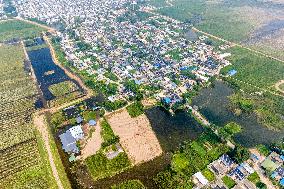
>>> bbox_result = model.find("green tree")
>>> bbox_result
[256,182,267,189]
[50,112,65,127]
[218,122,242,139]
[229,145,250,163]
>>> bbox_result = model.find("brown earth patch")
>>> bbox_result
[106,109,162,165]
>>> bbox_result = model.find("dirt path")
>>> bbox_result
[27,33,93,188]
[230,77,284,97]
[275,80,284,94]
[15,17,56,33]
[191,27,284,64]
[43,34,93,99]
[79,120,103,160]
[34,113,64,189]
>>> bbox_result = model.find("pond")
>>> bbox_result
[192,81,284,147]
[28,46,83,103]
[91,107,204,188]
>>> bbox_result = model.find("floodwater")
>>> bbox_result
[192,81,284,147]
[27,45,83,106]
[28,47,70,101]
[91,107,204,188]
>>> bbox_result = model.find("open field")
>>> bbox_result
[0,44,57,188]
[221,47,284,90]
[0,20,46,42]
[106,109,163,165]
[151,0,284,60]
[275,80,284,94]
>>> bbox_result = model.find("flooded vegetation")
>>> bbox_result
[91,107,204,188]
[192,81,284,147]
[27,42,84,107]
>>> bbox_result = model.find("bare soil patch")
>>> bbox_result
[106,109,162,165]
[275,80,284,94]
[79,121,103,160]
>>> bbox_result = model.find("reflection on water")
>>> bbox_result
[192,81,284,147]
[93,107,204,188]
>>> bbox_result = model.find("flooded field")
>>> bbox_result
[27,44,84,107]
[192,81,284,147]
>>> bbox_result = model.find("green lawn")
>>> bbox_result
[101,118,119,148]
[222,175,236,189]
[202,168,215,182]
[85,151,131,181]
[247,172,260,184]
[0,20,46,41]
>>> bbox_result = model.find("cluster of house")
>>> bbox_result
[192,151,284,189]
[0,1,9,20]
[58,105,97,161]
[261,152,284,187]
[15,0,232,108]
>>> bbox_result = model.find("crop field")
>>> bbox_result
[0,44,56,188]
[48,80,84,107]
[27,46,84,107]
[151,0,284,60]
[0,20,45,42]
[221,47,284,90]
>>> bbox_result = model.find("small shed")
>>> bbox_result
[69,154,76,162]
[88,120,97,126]
[76,116,83,124]
[280,178,284,187]
[228,70,237,76]
[193,172,209,185]
[164,97,171,104]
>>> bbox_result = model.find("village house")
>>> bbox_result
[59,125,84,154]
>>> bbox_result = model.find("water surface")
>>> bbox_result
[192,81,284,147]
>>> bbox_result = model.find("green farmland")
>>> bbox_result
[150,0,284,60]
[0,43,56,188]
[0,20,45,41]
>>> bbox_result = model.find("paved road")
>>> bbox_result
[249,149,277,189]
[191,27,284,64]
[15,17,56,33]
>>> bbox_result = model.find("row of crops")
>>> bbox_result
[0,44,40,180]
[0,139,40,179]
[48,80,85,107]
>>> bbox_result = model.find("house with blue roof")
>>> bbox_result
[280,178,284,187]
[59,125,84,154]
[228,69,237,76]
[163,97,171,104]
[229,165,246,181]
[210,154,235,176]
[220,154,234,167]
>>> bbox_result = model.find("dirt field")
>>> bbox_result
[275,80,284,94]
[106,109,162,165]
[79,121,103,160]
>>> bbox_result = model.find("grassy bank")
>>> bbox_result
[0,20,45,41]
